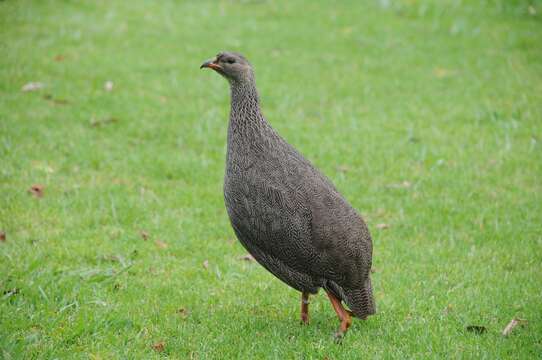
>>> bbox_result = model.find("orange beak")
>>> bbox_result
[200,58,222,71]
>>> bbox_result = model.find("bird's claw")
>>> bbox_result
[333,331,345,344]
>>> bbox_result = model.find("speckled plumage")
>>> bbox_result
[203,52,375,320]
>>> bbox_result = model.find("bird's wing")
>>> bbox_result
[225,168,324,276]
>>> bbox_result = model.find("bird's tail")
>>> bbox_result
[344,277,376,319]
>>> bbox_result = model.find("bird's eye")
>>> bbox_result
[226,58,236,64]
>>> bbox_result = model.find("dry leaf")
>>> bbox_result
[376,223,389,230]
[202,260,209,269]
[104,80,114,92]
[336,165,350,173]
[466,325,486,334]
[42,94,69,105]
[502,318,527,336]
[155,239,168,249]
[54,54,65,62]
[238,254,255,262]
[22,82,44,92]
[152,341,165,353]
[28,184,45,198]
[140,230,149,241]
[387,181,411,189]
[90,116,119,127]
[0,231,5,242]
[101,254,123,263]
[177,308,189,318]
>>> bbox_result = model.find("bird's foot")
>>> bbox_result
[300,314,309,325]
[333,330,345,344]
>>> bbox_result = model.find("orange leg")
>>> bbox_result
[326,290,352,340]
[300,292,310,325]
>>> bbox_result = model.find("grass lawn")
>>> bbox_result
[1,0,541,358]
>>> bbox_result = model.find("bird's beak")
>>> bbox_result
[200,58,222,71]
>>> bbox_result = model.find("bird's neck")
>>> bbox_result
[228,79,267,136]
[230,79,261,119]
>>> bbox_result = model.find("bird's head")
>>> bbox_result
[200,52,253,84]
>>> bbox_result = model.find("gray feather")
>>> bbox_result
[215,51,376,318]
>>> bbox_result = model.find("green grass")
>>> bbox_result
[1,0,541,358]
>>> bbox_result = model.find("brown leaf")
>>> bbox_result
[54,54,65,62]
[90,116,119,127]
[466,325,486,334]
[238,254,255,262]
[28,184,45,198]
[502,318,527,336]
[177,308,189,318]
[140,230,149,241]
[202,260,209,269]
[155,239,168,249]
[376,223,389,230]
[152,341,165,353]
[0,231,5,242]
[42,94,69,105]
[22,82,44,92]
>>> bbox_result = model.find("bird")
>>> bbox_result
[200,51,375,339]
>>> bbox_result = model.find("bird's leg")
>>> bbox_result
[300,292,310,325]
[325,290,352,341]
